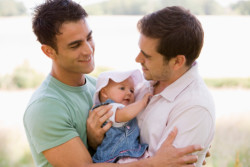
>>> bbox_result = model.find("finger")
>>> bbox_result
[180,155,198,165]
[87,105,111,129]
[102,121,112,133]
[98,110,113,126]
[96,105,112,117]
[162,127,178,146]
[178,145,203,156]
[88,104,95,118]
[202,159,206,165]
[183,165,196,167]
[89,104,95,113]
[206,151,211,157]
[91,105,112,123]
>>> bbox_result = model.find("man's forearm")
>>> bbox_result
[86,157,155,167]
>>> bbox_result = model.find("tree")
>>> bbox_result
[0,0,26,16]
[85,0,224,15]
[231,0,250,15]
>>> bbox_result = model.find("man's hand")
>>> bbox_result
[153,127,203,167]
[86,105,113,149]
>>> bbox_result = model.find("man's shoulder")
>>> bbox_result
[86,75,97,86]
[179,79,215,117]
[25,76,67,114]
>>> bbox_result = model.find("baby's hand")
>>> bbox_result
[142,93,153,106]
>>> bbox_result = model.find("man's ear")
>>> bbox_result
[172,55,186,70]
[41,45,57,60]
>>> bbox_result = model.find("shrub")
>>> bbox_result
[0,61,45,90]
[204,78,250,89]
[89,66,114,78]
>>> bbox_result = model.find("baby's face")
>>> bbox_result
[102,77,135,106]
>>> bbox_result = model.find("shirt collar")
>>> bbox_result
[159,62,199,102]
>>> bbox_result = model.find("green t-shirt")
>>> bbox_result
[23,74,96,167]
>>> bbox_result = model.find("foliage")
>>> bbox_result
[231,0,250,15]
[85,0,225,15]
[0,61,45,90]
[160,0,224,15]
[204,78,250,89]
[0,128,35,167]
[0,0,26,16]
[0,65,113,90]
[0,129,9,167]
[89,66,114,78]
[206,113,250,167]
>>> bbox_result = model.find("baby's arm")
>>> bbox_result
[115,93,152,122]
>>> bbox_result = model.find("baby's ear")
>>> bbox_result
[99,88,108,102]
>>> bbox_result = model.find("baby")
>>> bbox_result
[92,69,151,163]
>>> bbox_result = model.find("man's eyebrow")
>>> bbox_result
[141,50,150,57]
[68,40,82,47]
[87,30,93,39]
[67,30,93,47]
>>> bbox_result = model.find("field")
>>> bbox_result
[0,88,250,166]
[0,15,250,166]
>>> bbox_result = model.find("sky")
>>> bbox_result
[18,0,242,14]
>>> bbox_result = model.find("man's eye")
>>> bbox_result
[141,51,151,59]
[71,43,80,49]
[144,54,150,59]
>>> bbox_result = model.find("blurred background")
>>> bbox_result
[0,0,250,166]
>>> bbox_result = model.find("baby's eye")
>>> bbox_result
[130,89,134,93]
[119,87,125,90]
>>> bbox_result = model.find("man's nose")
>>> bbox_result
[135,52,143,63]
[81,42,93,55]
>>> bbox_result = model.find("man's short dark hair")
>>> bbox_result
[32,0,88,51]
[137,6,204,66]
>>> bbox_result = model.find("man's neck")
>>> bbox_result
[50,68,86,87]
[153,65,191,95]
[153,81,168,95]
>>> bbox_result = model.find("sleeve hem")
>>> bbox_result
[36,133,79,153]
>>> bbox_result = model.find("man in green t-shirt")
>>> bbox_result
[23,0,203,166]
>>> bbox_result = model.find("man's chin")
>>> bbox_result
[83,64,95,74]
[143,73,152,81]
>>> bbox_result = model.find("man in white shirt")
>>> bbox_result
[24,0,204,166]
[88,6,215,167]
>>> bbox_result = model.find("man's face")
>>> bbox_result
[136,34,172,82]
[54,19,95,75]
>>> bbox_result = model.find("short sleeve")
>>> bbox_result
[108,103,127,127]
[23,97,79,153]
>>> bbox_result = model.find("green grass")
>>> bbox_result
[206,113,250,167]
[1,113,249,166]
[204,78,250,89]
[1,62,249,90]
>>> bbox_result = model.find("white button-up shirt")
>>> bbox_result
[136,63,215,166]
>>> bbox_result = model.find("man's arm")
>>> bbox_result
[156,107,214,166]
[44,127,202,167]
[86,108,203,166]
[87,105,113,150]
